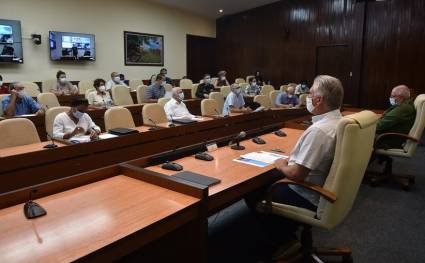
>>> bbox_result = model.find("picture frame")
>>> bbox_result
[124,31,164,66]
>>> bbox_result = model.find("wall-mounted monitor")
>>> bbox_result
[0,19,23,64]
[49,31,95,61]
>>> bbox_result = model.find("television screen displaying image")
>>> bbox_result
[0,19,23,64]
[49,31,95,61]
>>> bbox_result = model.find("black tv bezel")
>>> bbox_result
[48,30,96,62]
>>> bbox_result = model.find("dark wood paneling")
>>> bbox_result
[216,0,425,109]
[187,34,217,82]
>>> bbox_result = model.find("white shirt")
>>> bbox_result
[288,109,342,206]
[164,98,194,120]
[87,91,113,107]
[53,112,101,139]
[106,79,128,91]
[223,92,245,116]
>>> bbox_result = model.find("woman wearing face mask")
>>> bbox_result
[50,70,79,95]
[223,84,252,116]
[53,98,101,140]
[214,70,230,87]
[87,78,114,109]
[245,77,261,96]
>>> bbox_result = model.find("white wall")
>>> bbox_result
[0,0,216,85]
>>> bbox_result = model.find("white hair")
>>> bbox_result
[313,75,344,110]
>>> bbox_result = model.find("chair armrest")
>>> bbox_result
[265,178,337,211]
[375,133,419,144]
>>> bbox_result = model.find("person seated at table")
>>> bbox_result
[2,82,44,117]
[195,74,215,99]
[214,70,230,87]
[245,75,344,252]
[53,98,101,140]
[0,75,9,94]
[164,87,194,120]
[223,84,252,116]
[295,80,310,97]
[375,85,416,149]
[145,74,166,102]
[245,77,261,96]
[275,85,299,108]
[254,71,265,86]
[106,71,128,91]
[50,70,78,95]
[160,68,173,86]
[87,78,114,109]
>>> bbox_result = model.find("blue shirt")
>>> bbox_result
[223,92,245,116]
[2,95,41,116]
[275,92,299,106]
[145,84,166,100]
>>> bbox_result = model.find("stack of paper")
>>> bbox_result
[233,151,288,167]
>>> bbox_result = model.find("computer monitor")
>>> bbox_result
[0,25,13,44]
[0,19,23,64]
[49,31,95,61]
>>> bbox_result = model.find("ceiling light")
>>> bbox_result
[219,9,223,13]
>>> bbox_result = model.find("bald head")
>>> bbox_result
[391,85,410,99]
[287,85,295,95]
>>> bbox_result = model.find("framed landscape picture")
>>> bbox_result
[124,31,164,66]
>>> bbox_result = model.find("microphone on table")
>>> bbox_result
[44,133,58,149]
[168,114,176,127]
[148,118,160,131]
[23,189,47,219]
[229,131,247,150]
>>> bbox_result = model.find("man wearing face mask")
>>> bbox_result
[214,70,230,87]
[164,87,194,120]
[245,77,261,96]
[53,98,101,140]
[2,82,44,117]
[145,74,166,102]
[375,85,416,149]
[50,70,78,95]
[87,78,114,109]
[275,85,299,108]
[223,84,252,116]
[160,68,173,86]
[106,72,128,91]
[195,74,215,99]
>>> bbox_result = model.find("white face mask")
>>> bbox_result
[306,97,315,113]
[178,92,184,100]
[59,77,67,83]
[0,81,3,86]
[234,88,241,95]
[17,90,26,98]
[287,94,293,98]
[251,82,257,87]
[113,76,121,83]
[389,97,397,106]
[98,85,106,92]
[220,76,226,80]
[161,81,166,86]
[205,78,211,84]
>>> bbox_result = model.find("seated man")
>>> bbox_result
[223,84,252,116]
[214,70,230,87]
[50,70,78,95]
[246,75,344,247]
[2,82,44,117]
[294,80,310,96]
[53,98,101,140]
[160,68,173,85]
[106,71,128,91]
[275,85,299,108]
[145,74,166,102]
[87,78,114,109]
[245,77,261,96]
[375,85,416,149]
[164,87,194,120]
[195,74,215,99]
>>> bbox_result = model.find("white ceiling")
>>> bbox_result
[147,0,280,19]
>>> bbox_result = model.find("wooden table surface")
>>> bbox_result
[0,175,199,263]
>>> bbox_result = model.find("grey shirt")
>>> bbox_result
[145,84,166,100]
[50,81,78,95]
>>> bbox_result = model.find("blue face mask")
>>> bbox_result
[72,110,84,119]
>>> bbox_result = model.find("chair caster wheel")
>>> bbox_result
[342,255,353,263]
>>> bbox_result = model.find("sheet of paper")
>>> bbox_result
[69,135,91,143]
[99,133,119,140]
[233,157,269,167]
[240,151,288,164]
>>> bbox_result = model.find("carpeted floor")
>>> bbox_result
[208,143,425,263]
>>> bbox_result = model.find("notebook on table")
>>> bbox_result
[172,171,221,187]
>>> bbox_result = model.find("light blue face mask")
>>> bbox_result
[389,97,397,106]
[72,110,84,119]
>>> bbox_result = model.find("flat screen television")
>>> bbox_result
[0,19,23,64]
[49,31,95,61]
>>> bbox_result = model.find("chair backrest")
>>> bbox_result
[164,83,173,92]
[179,79,193,89]
[158,97,171,107]
[220,86,231,97]
[254,95,271,108]
[209,92,225,114]
[112,85,134,106]
[317,111,379,229]
[104,107,135,131]
[129,79,143,92]
[280,85,289,92]
[246,75,255,83]
[0,94,9,116]
[0,118,41,148]
[201,99,220,116]
[269,91,280,108]
[298,94,308,107]
[20,81,40,97]
[235,78,245,84]
[37,93,60,109]
[191,84,199,99]
[78,80,93,95]
[85,88,95,99]
[42,79,57,93]
[136,85,148,104]
[45,106,70,137]
[142,103,168,125]
[404,94,425,155]
[240,83,249,94]
[261,85,275,97]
